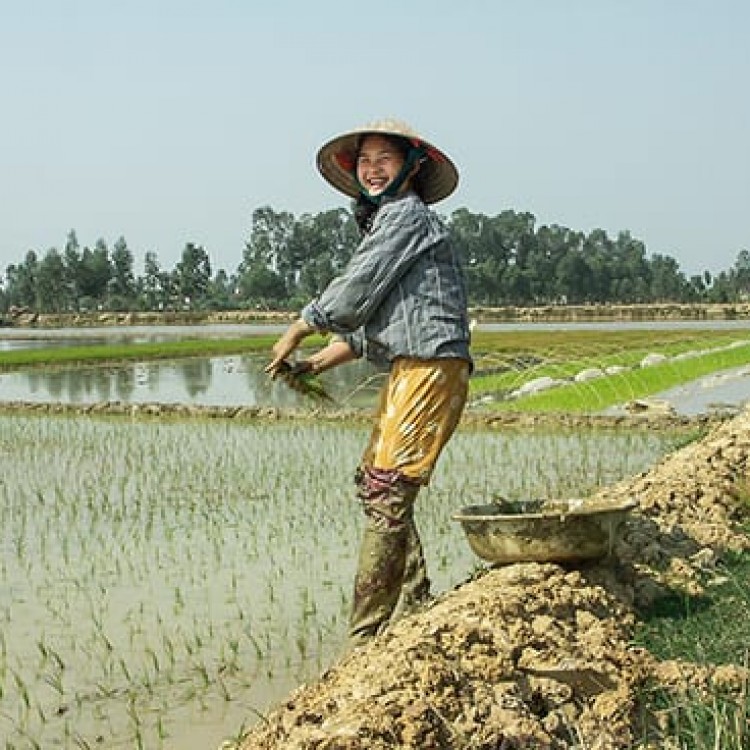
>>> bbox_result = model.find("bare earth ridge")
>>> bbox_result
[234,409,750,750]
[5,302,750,329]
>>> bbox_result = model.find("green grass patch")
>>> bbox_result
[481,340,750,413]
[634,550,750,665]
[637,682,750,750]
[633,550,750,748]
[0,334,329,371]
[3,328,750,416]
[470,328,748,364]
[4,327,743,374]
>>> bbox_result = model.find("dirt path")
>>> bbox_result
[234,409,750,749]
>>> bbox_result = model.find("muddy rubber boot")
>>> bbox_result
[347,524,408,648]
[395,520,431,617]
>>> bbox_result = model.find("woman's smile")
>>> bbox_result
[356,134,406,196]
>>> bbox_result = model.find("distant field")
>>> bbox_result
[1,327,749,414]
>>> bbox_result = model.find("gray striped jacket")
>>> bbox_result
[301,191,472,368]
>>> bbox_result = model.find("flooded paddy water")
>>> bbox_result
[0,413,686,749]
[2,320,750,414]
[0,354,382,411]
[2,351,750,415]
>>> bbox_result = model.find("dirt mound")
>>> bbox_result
[236,410,750,749]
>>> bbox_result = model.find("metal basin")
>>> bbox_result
[452,498,637,564]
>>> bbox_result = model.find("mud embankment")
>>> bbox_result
[0,398,725,435]
[4,303,750,329]
[232,408,750,750]
[471,302,750,324]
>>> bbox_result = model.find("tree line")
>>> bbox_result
[2,206,749,315]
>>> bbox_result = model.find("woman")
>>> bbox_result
[265,118,472,647]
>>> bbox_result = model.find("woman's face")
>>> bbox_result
[356,134,408,198]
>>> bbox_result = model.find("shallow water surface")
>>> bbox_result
[0,415,682,749]
[0,354,383,409]
[2,352,750,416]
[3,322,750,414]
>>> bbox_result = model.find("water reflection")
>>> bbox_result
[0,355,384,408]
[3,321,750,414]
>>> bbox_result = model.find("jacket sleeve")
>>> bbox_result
[300,202,433,334]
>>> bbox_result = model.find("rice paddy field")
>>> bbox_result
[0,414,687,750]
[3,323,750,748]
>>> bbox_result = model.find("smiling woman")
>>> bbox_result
[265,116,472,649]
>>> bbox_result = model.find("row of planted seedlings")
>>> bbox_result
[468,329,750,412]
[0,412,686,749]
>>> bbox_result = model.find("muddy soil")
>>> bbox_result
[6,302,750,328]
[234,409,750,750]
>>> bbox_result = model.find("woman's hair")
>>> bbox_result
[353,134,424,234]
[353,195,379,234]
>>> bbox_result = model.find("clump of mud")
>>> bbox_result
[236,409,750,749]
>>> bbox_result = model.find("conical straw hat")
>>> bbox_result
[316,118,459,205]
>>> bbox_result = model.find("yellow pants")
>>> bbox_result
[361,357,470,483]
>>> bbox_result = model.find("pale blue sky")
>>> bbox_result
[1,0,748,279]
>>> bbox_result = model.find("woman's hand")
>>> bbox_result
[264,318,316,378]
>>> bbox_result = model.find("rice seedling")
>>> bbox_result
[497,341,750,413]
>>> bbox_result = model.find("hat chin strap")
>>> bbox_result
[357,146,425,206]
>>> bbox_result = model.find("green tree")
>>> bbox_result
[109,236,136,309]
[496,210,537,273]
[63,230,82,305]
[6,251,39,308]
[730,249,750,299]
[554,250,593,304]
[707,271,733,302]
[160,269,178,310]
[649,254,689,302]
[1,205,739,311]
[534,225,582,303]
[449,208,529,304]
[689,274,708,300]
[579,229,613,302]
[237,261,287,308]
[36,249,68,312]
[141,251,163,309]
[174,243,212,307]
[239,206,322,306]
[502,264,531,305]
[313,207,359,271]
[292,208,358,298]
[612,232,650,303]
[206,268,235,310]
[78,241,112,307]
[242,207,296,288]
[449,208,494,303]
